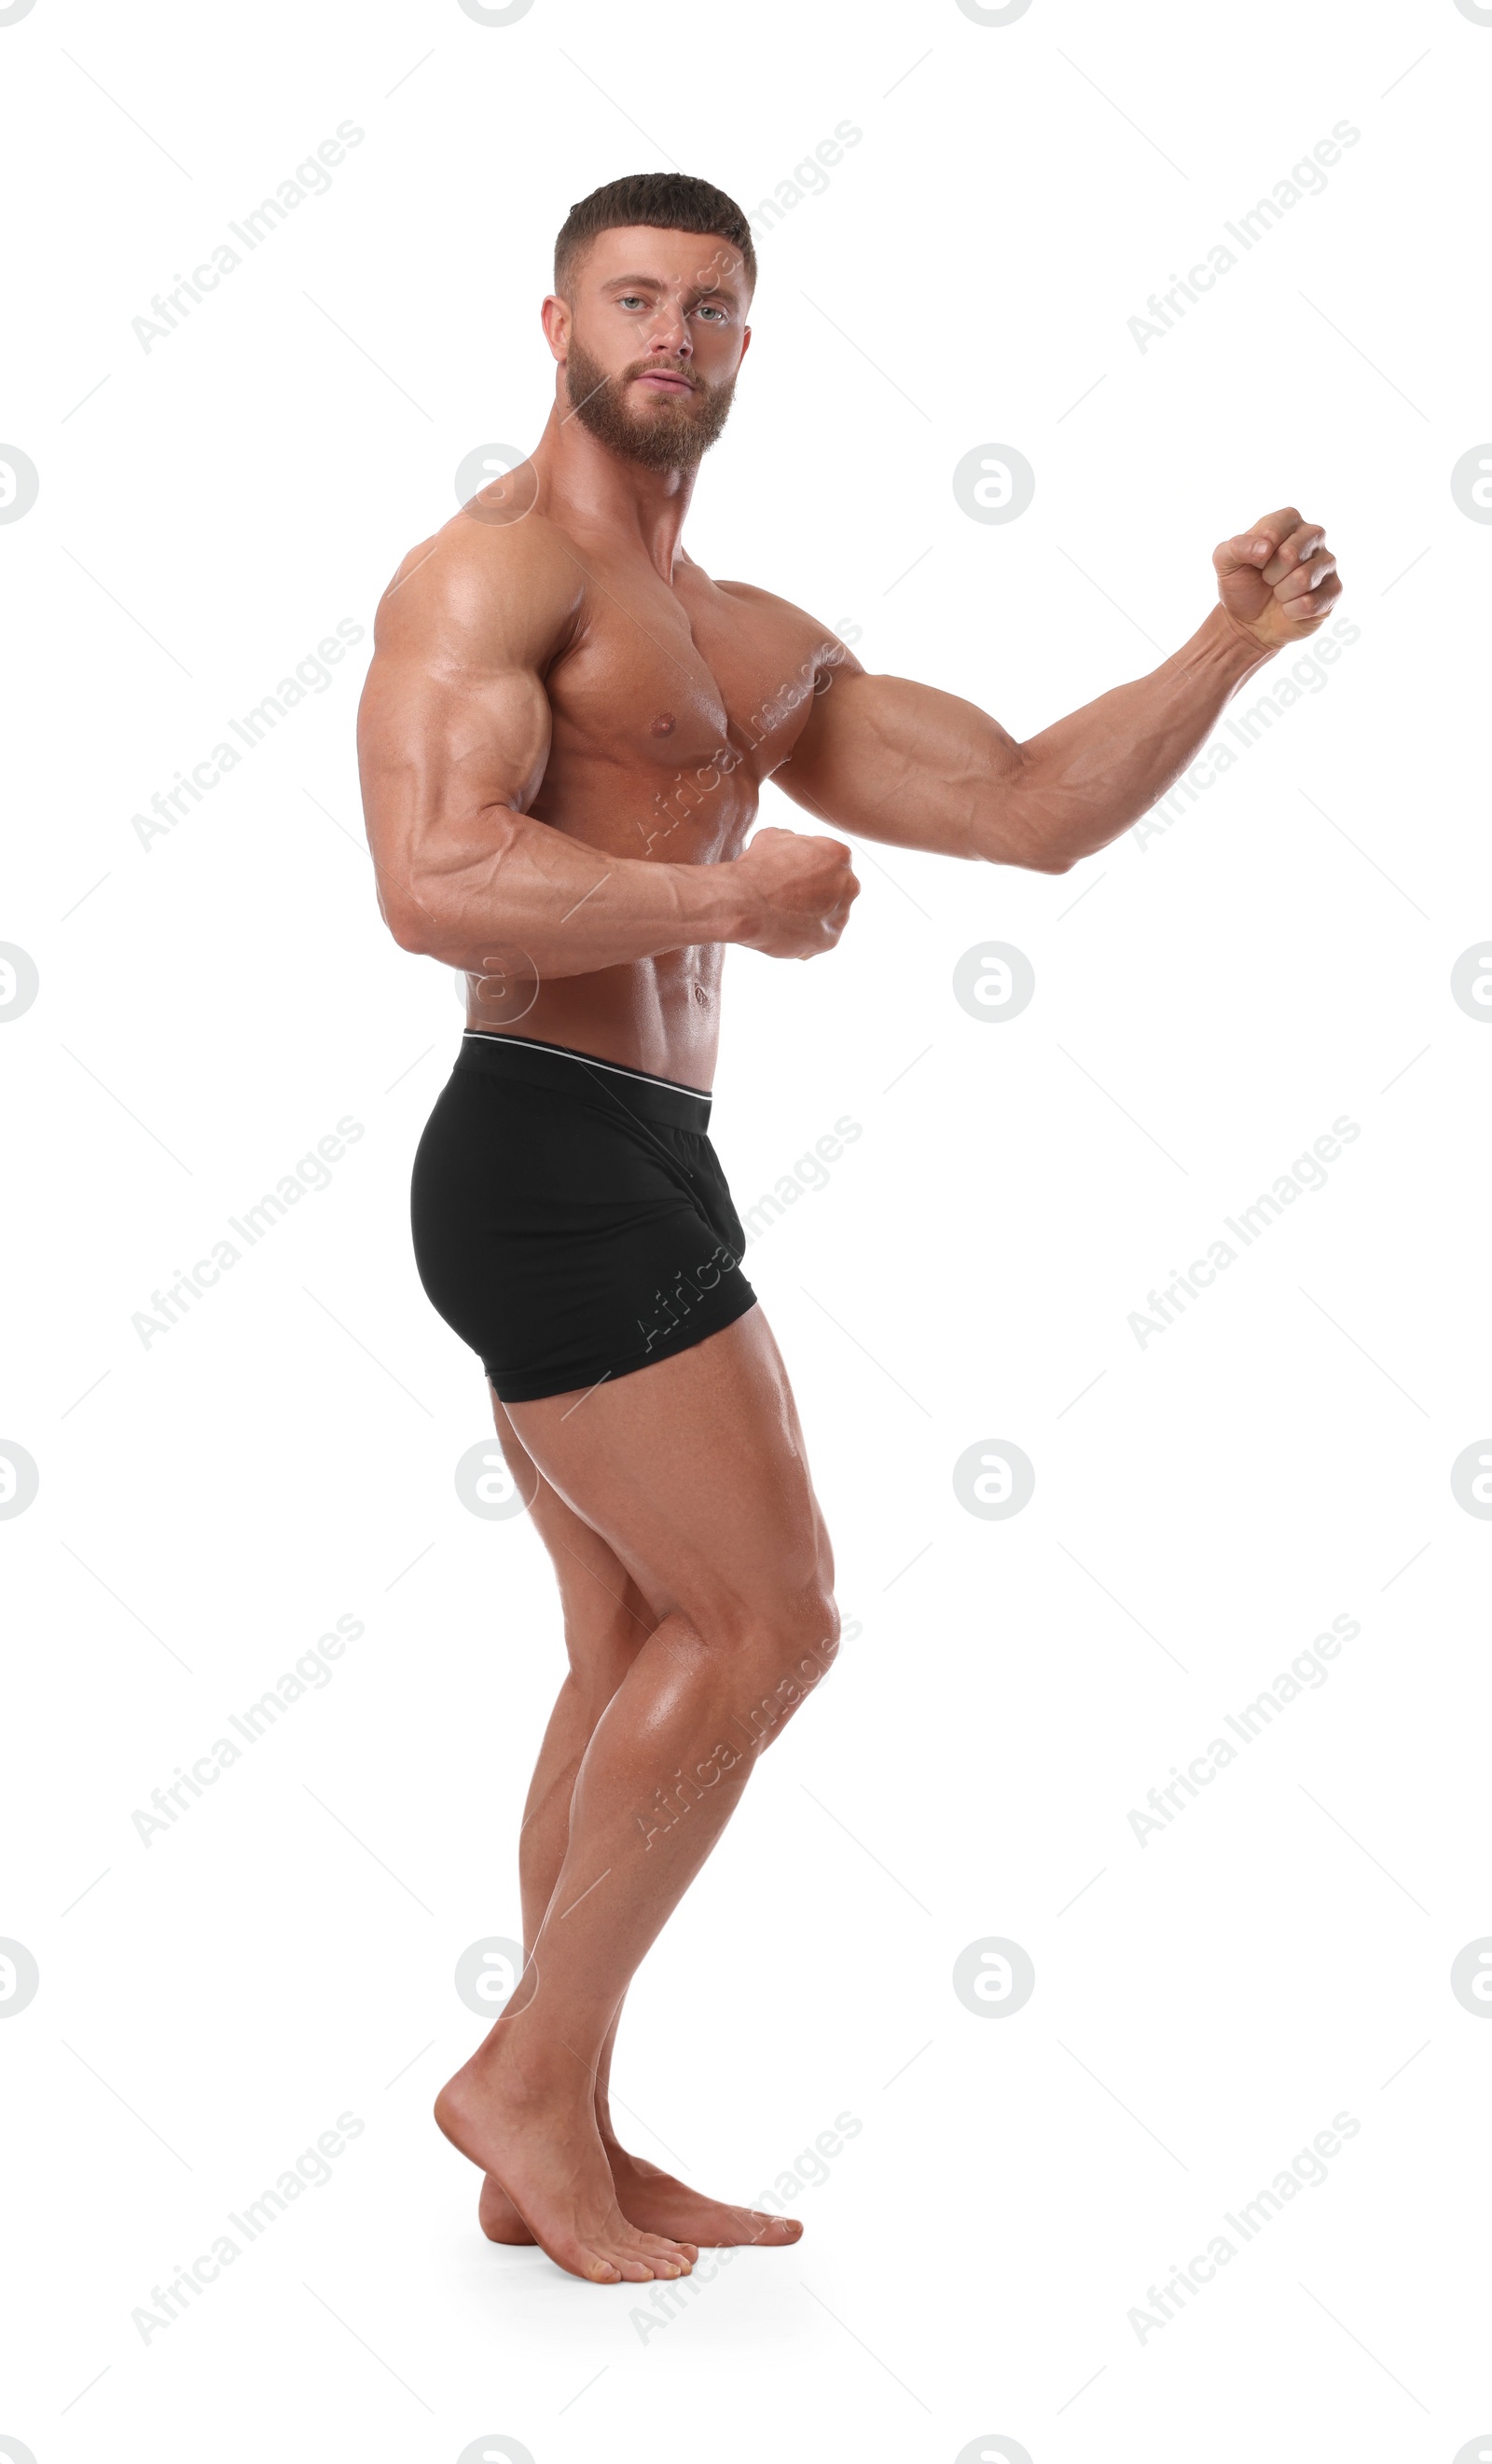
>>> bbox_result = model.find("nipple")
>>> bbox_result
[650,712,677,736]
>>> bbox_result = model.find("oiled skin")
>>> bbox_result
[355,223,1343,2286]
[356,242,1338,1090]
[362,500,857,1087]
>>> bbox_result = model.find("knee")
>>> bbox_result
[779,1584,841,1705]
[797,1577,841,1671]
[710,1552,838,1665]
[715,1576,841,1749]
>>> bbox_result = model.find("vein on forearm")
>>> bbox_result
[1011,611,1271,867]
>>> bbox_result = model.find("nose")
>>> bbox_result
[642,290,692,359]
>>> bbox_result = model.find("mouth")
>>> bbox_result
[632,370,696,397]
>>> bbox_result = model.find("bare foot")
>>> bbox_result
[477,2173,538,2245]
[435,2030,696,2286]
[478,2147,800,2248]
[611,2147,803,2247]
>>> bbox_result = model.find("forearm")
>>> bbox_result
[1001,604,1275,871]
[382,802,756,977]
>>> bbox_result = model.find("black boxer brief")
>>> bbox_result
[409,1030,759,1403]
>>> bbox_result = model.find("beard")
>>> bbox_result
[563,337,738,470]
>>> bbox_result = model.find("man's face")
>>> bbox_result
[549,225,753,471]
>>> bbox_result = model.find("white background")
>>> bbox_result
[3,0,1490,2457]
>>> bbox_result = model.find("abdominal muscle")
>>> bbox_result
[462,940,726,1095]
[459,737,758,1093]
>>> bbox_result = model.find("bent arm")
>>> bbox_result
[356,528,754,975]
[774,605,1273,874]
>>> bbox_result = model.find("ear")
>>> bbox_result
[540,292,570,362]
[739,323,752,364]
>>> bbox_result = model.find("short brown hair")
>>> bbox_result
[554,172,756,299]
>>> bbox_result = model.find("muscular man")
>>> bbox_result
[357,172,1342,2289]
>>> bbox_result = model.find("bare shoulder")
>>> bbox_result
[706,571,865,677]
[372,500,586,674]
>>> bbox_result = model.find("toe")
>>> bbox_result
[753,2211,802,2242]
[629,2230,692,2274]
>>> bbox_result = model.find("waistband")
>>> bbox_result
[454,1030,713,1131]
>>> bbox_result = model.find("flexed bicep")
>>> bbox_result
[357,518,579,950]
[354,516,767,980]
[773,667,1031,863]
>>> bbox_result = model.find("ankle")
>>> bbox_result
[602,2136,660,2179]
[476,2011,599,2104]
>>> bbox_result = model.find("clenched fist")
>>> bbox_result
[734,824,861,961]
[1213,506,1342,654]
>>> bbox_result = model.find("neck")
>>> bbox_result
[530,401,698,580]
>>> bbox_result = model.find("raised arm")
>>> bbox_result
[357,522,857,972]
[775,507,1342,874]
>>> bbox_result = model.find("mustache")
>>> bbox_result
[563,333,736,469]
[562,357,702,431]
[625,358,702,392]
